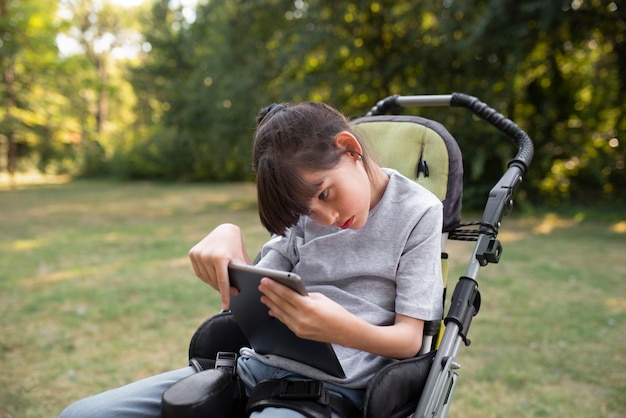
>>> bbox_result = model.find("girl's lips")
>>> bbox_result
[339,216,354,229]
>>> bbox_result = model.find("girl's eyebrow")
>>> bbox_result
[312,178,327,194]
[301,171,327,191]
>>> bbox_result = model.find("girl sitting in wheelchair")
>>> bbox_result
[59,101,443,418]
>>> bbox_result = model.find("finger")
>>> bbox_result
[189,251,217,290]
[214,261,232,310]
[189,244,210,281]
[189,252,209,284]
[260,292,287,322]
[259,278,299,315]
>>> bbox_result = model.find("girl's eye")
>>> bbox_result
[318,189,329,200]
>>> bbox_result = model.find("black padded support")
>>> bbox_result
[188,311,249,361]
[361,351,436,418]
[161,369,236,418]
[186,312,438,417]
[423,320,441,337]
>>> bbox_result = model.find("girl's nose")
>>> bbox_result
[310,206,338,226]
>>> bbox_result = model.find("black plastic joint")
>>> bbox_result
[476,237,503,266]
[445,277,481,345]
[215,351,238,375]
[277,380,325,401]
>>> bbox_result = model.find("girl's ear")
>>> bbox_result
[334,131,363,156]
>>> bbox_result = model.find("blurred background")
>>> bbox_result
[1,2,625,417]
[0,0,624,209]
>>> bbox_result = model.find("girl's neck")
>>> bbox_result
[369,166,390,210]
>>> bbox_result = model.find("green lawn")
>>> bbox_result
[1,179,624,417]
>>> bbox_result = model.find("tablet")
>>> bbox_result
[229,262,308,296]
[227,262,345,378]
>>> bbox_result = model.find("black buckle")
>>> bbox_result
[215,351,237,375]
[277,380,326,402]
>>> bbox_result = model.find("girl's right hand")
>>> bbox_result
[188,223,252,310]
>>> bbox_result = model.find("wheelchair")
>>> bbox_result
[163,93,534,418]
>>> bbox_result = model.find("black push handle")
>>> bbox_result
[365,93,534,176]
[450,93,533,176]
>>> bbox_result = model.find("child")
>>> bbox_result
[59,102,443,418]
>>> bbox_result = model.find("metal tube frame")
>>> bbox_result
[367,94,534,418]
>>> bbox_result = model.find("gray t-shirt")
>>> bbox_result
[243,168,444,388]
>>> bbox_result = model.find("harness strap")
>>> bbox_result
[246,379,359,418]
[327,392,360,418]
[189,357,214,372]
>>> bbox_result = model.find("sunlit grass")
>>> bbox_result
[0,180,267,417]
[446,214,626,418]
[0,171,71,190]
[1,180,624,417]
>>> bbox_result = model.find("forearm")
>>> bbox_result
[259,280,425,359]
[333,313,424,359]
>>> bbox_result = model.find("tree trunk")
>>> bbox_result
[96,55,108,136]
[1,0,17,185]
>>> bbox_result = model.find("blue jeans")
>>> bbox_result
[59,357,363,418]
[58,366,195,418]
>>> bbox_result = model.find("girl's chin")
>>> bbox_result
[349,216,367,230]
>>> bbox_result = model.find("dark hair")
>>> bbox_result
[253,102,374,235]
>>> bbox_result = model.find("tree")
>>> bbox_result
[0,0,73,179]
[2,0,623,207]
[127,0,302,180]
[432,0,625,204]
[55,0,145,176]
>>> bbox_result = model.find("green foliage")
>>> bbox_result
[1,0,624,208]
[0,0,67,172]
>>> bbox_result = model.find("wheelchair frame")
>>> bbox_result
[364,93,533,417]
[183,93,534,418]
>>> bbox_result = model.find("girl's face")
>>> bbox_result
[301,152,373,230]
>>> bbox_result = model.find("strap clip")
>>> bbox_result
[276,380,326,401]
[215,351,238,375]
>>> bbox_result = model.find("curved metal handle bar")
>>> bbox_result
[450,93,533,175]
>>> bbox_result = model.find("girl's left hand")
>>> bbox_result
[258,277,350,344]
[258,277,425,358]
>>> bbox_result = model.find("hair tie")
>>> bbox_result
[256,103,285,125]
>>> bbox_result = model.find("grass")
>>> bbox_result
[1,178,625,418]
